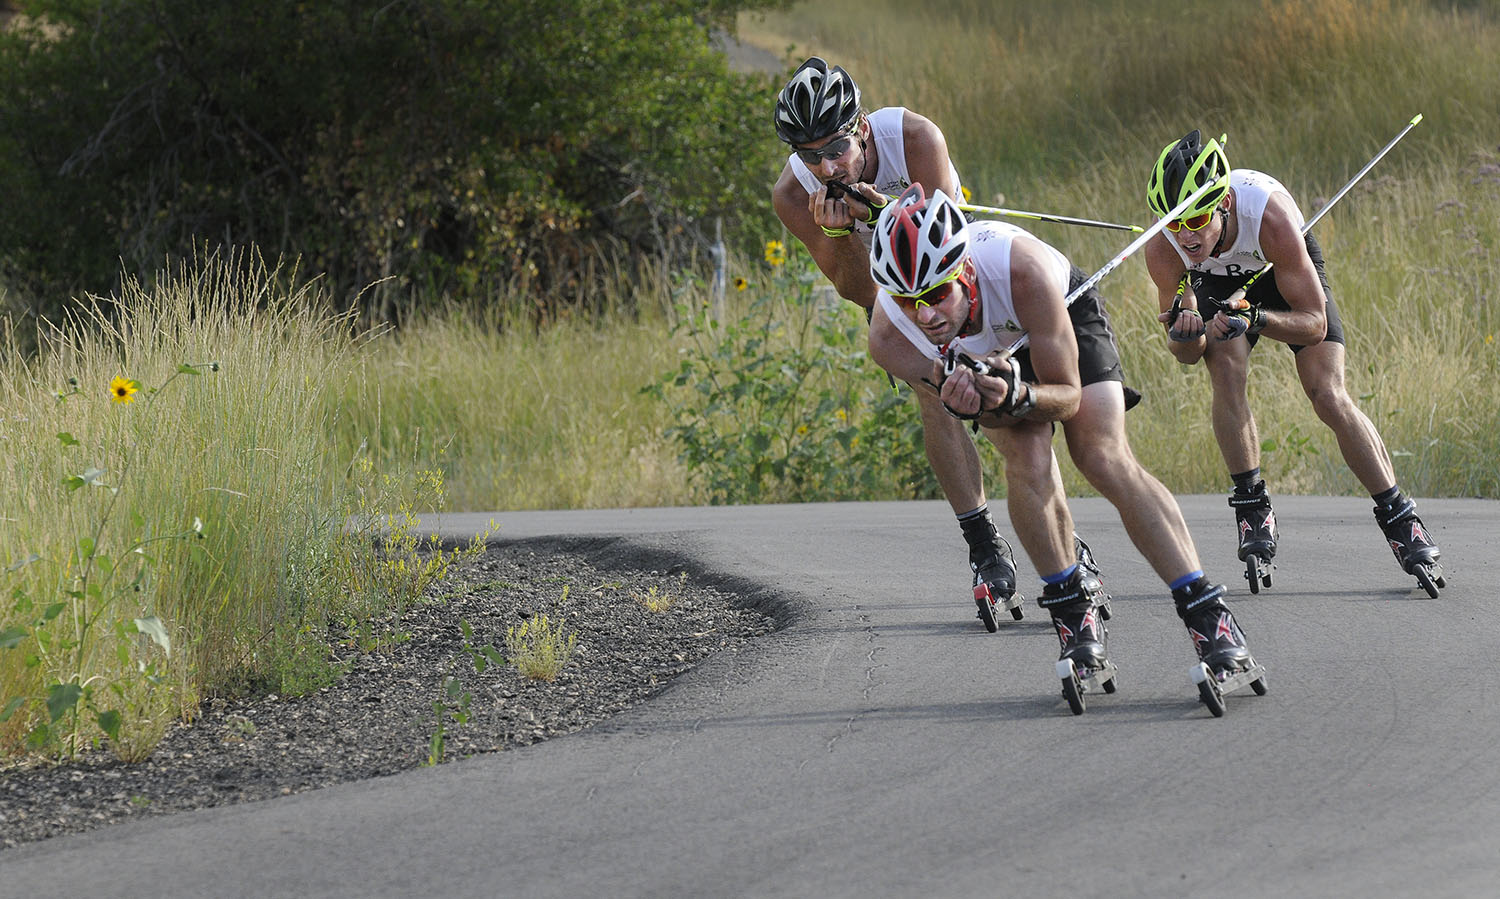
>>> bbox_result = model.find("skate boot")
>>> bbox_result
[1073,534,1112,620]
[1175,579,1267,717]
[1039,568,1117,715]
[971,538,1023,631]
[1374,497,1445,597]
[1229,482,1278,593]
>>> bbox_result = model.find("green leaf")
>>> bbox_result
[56,431,80,448]
[42,602,66,621]
[0,696,25,722]
[177,364,203,375]
[133,616,171,655]
[62,475,86,491]
[78,536,96,559]
[97,709,123,742]
[45,683,83,722]
[0,626,28,649]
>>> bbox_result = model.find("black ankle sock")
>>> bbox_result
[1231,468,1262,494]
[1372,485,1402,509]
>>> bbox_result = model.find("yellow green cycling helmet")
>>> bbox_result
[1147,130,1229,219]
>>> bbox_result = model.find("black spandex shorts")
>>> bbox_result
[1189,234,1345,353]
[1013,265,1124,386]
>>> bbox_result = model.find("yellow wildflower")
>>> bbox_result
[109,376,139,404]
[764,240,787,267]
[734,277,748,291]
[961,185,973,203]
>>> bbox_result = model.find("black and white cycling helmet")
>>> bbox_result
[774,56,862,145]
[869,184,971,297]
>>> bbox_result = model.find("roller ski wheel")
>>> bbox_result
[1057,657,1119,716]
[1190,660,1268,717]
[974,582,1024,631]
[972,545,1022,630]
[1243,552,1273,594]
[1412,562,1445,599]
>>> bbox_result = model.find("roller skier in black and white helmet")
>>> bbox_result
[772,57,1104,632]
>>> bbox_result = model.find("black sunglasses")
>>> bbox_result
[794,132,855,166]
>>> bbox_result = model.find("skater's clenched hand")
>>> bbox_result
[934,351,1015,421]
[1161,306,1205,342]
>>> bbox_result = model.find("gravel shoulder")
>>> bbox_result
[0,539,777,850]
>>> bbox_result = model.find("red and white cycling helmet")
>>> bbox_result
[868,184,970,297]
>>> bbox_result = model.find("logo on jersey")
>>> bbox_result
[990,318,1021,334]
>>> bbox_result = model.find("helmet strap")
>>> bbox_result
[1208,208,1228,258]
[955,260,980,338]
[854,119,872,184]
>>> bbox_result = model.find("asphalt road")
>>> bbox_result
[5,495,1496,898]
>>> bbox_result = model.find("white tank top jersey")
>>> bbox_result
[877,221,1073,361]
[1169,169,1306,279]
[789,106,964,249]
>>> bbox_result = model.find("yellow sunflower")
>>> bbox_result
[764,240,787,267]
[109,376,139,404]
[733,277,749,291]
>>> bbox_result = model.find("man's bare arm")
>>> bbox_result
[771,164,877,308]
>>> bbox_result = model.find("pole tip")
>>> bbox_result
[1131,226,1145,233]
[1411,113,1423,125]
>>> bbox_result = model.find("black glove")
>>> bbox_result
[940,349,1026,421]
[1217,303,1265,341]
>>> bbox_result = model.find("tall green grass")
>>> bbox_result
[325,266,704,512]
[0,252,476,759]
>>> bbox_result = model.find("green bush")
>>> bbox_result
[0,0,790,327]
[646,243,940,504]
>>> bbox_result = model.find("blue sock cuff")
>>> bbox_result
[1169,571,1204,591]
[1041,564,1078,585]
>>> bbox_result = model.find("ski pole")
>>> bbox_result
[1008,176,1222,353]
[957,203,1143,233]
[825,180,1142,232]
[1222,113,1423,309]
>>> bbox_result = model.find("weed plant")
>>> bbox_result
[505,612,577,683]
[0,252,479,760]
[645,241,939,504]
